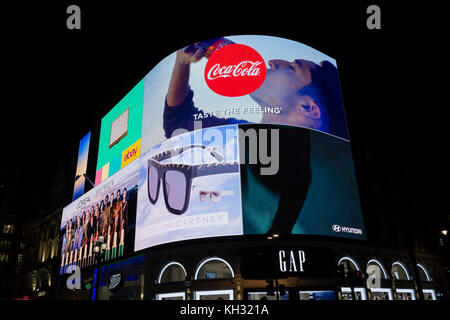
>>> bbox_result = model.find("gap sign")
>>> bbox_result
[278,249,306,273]
[275,247,333,277]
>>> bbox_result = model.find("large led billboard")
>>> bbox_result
[62,35,365,263]
[134,123,364,251]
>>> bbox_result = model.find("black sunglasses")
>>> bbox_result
[147,145,238,215]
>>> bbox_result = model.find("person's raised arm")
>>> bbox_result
[166,47,205,107]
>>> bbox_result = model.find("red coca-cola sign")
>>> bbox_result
[204,44,266,97]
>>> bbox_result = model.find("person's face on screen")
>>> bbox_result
[250,59,323,128]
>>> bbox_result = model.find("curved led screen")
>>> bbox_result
[62,35,365,265]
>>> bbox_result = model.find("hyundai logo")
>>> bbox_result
[332,225,341,232]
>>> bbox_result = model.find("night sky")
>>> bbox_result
[1,2,446,239]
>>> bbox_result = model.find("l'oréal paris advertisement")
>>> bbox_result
[59,160,139,274]
[135,125,243,251]
[141,35,349,156]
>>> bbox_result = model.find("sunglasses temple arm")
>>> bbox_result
[220,191,235,197]
[177,145,225,162]
[152,144,225,163]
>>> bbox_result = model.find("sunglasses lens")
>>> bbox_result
[148,165,159,202]
[199,191,208,202]
[210,191,221,202]
[164,170,187,211]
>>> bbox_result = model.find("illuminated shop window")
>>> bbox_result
[422,289,437,300]
[396,288,416,300]
[340,287,367,300]
[194,257,234,280]
[370,288,394,300]
[338,257,367,300]
[248,291,289,301]
[194,289,234,300]
[416,263,431,282]
[391,262,410,280]
[158,262,187,283]
[416,264,436,300]
[156,292,185,300]
[299,291,336,301]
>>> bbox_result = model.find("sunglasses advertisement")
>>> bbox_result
[134,125,243,251]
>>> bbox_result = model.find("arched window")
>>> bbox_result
[158,262,187,284]
[392,262,410,280]
[194,257,234,280]
[366,259,388,279]
[416,263,431,282]
[338,256,361,272]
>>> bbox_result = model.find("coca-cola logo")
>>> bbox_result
[207,61,263,80]
[205,44,266,97]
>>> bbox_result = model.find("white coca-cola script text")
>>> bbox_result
[207,61,262,80]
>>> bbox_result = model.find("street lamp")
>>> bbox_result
[94,236,106,264]
[91,236,106,300]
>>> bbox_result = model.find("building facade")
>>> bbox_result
[14,207,62,300]
[54,233,447,301]
[0,214,22,299]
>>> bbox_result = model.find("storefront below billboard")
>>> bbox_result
[96,255,146,300]
[340,287,367,300]
[194,290,234,300]
[299,290,336,300]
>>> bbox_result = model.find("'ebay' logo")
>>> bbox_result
[123,148,137,161]
[204,44,266,97]
[121,139,141,168]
